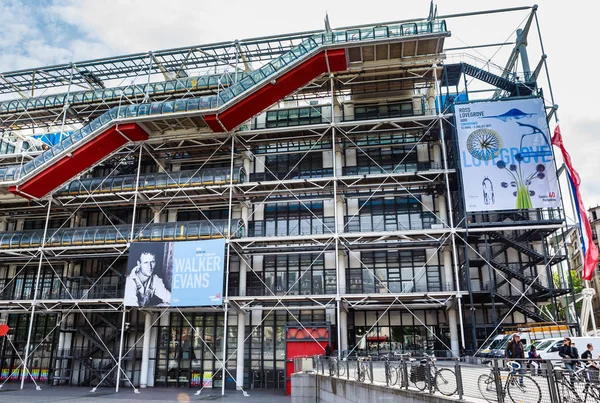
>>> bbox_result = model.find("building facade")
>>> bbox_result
[0,5,576,390]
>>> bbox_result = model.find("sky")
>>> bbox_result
[0,0,598,209]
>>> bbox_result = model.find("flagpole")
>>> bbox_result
[553,124,599,335]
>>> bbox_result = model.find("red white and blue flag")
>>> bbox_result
[552,125,598,280]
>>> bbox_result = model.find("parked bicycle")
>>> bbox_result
[387,352,412,387]
[328,356,346,377]
[555,364,600,403]
[478,360,541,403]
[355,356,372,383]
[408,353,457,396]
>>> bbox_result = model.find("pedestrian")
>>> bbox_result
[325,343,332,357]
[528,345,542,376]
[581,343,599,383]
[559,338,579,386]
[505,333,525,386]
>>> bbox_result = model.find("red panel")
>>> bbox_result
[206,49,347,132]
[203,115,222,132]
[285,361,294,395]
[285,340,328,395]
[0,324,9,337]
[10,123,147,199]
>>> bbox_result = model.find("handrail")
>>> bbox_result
[55,167,246,196]
[0,19,448,185]
[0,219,244,249]
[0,72,246,115]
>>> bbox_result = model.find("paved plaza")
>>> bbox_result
[0,386,290,403]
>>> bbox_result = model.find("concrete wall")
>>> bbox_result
[291,373,458,403]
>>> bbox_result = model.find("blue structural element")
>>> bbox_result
[34,132,72,146]
[436,93,469,113]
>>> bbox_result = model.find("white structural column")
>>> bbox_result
[167,209,177,223]
[338,248,348,352]
[436,195,459,356]
[336,197,344,234]
[140,312,153,388]
[236,202,250,389]
[53,331,65,386]
[0,218,7,232]
[153,208,162,224]
[444,250,460,356]
[335,144,343,177]
[242,152,251,176]
[239,203,249,296]
[235,312,246,390]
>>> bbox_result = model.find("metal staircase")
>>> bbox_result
[442,62,536,97]
[471,258,550,297]
[74,314,120,386]
[487,232,545,263]
[493,288,549,322]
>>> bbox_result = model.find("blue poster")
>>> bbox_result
[170,239,226,306]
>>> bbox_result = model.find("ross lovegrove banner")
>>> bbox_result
[456,98,561,212]
[124,239,225,307]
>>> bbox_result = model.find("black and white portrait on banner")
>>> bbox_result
[124,242,173,307]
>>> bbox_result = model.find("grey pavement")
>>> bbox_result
[0,385,290,403]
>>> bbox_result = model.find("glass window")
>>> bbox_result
[186,98,200,111]
[138,104,151,116]
[20,233,31,247]
[151,102,163,115]
[83,230,94,244]
[162,101,175,114]
[174,99,188,112]
[10,234,21,248]
[72,230,84,245]
[186,223,199,239]
[105,229,117,243]
[163,224,175,240]
[153,82,165,94]
[151,225,163,241]
[94,229,107,243]
[156,173,167,188]
[111,176,124,192]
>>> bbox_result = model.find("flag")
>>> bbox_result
[552,125,599,280]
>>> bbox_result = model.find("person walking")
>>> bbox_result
[581,343,600,383]
[559,338,579,386]
[505,333,525,386]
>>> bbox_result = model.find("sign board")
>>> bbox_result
[202,371,213,388]
[455,98,560,212]
[124,239,225,307]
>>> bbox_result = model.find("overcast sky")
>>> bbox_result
[1,0,597,209]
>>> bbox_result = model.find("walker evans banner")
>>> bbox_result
[456,98,560,212]
[124,239,225,307]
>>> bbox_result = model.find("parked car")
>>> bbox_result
[532,336,600,362]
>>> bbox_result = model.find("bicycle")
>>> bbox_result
[328,356,346,377]
[478,360,541,403]
[409,353,457,396]
[555,364,600,403]
[384,356,402,386]
[386,352,411,387]
[355,356,372,382]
